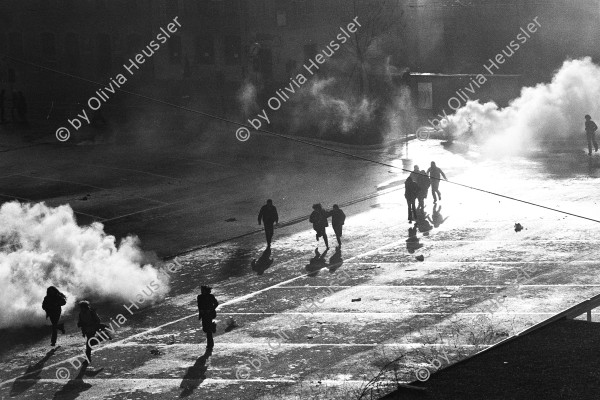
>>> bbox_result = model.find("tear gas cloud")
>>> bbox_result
[292,77,376,134]
[446,57,600,155]
[0,201,169,329]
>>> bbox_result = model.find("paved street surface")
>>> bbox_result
[1,130,600,399]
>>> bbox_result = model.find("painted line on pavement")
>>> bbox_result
[277,284,600,289]
[0,238,404,387]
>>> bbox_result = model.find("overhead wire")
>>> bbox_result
[2,52,599,224]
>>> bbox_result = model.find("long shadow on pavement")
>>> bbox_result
[251,247,274,275]
[179,347,213,398]
[10,347,58,397]
[53,362,104,400]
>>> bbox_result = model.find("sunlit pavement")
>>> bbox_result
[1,136,600,399]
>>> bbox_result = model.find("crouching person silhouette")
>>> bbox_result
[197,286,218,350]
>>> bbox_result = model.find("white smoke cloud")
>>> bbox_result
[292,77,376,135]
[0,201,169,328]
[447,57,600,155]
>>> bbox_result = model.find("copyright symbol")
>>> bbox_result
[235,127,251,142]
[416,127,432,141]
[235,365,251,379]
[56,367,70,380]
[415,367,431,382]
[55,127,70,142]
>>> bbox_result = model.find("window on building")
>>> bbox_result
[126,33,142,55]
[224,35,241,65]
[195,35,215,64]
[198,0,221,18]
[41,32,56,61]
[166,0,178,17]
[169,35,182,63]
[303,43,317,62]
[65,33,80,72]
[8,32,23,58]
[0,32,6,53]
[96,33,112,76]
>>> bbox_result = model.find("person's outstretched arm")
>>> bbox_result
[274,207,279,224]
[258,207,263,225]
[441,170,447,180]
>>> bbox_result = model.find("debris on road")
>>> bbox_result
[514,223,523,232]
[416,255,425,261]
[225,217,237,222]
[150,349,162,356]
[225,316,238,332]
[351,298,361,302]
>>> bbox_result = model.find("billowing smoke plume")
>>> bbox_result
[446,57,600,155]
[0,201,169,328]
[289,77,376,136]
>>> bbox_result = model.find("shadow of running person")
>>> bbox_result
[305,248,329,277]
[328,247,344,273]
[179,347,213,398]
[251,247,274,276]
[52,361,104,400]
[431,204,449,228]
[406,223,423,254]
[415,209,433,235]
[10,347,58,397]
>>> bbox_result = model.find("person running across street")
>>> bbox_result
[585,114,598,156]
[197,286,219,349]
[427,161,447,203]
[309,203,330,249]
[42,286,67,347]
[329,204,346,247]
[258,199,279,248]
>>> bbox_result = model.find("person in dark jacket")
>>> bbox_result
[309,203,329,249]
[197,286,218,349]
[585,115,598,156]
[258,199,279,248]
[77,300,101,362]
[416,169,430,210]
[42,286,67,346]
[404,176,419,223]
[427,161,447,203]
[329,204,346,247]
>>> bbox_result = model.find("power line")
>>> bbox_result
[2,52,599,225]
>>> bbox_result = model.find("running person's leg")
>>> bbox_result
[333,226,342,246]
[265,223,274,246]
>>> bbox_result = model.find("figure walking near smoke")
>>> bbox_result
[197,286,218,349]
[416,169,430,210]
[42,286,66,347]
[258,199,279,249]
[309,203,330,249]
[585,115,598,156]
[77,300,106,363]
[405,176,419,223]
[427,162,447,203]
[329,204,346,248]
